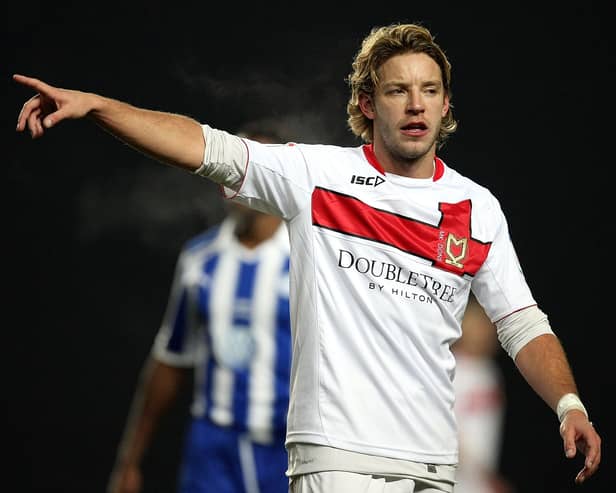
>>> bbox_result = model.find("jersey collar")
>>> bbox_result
[362,144,444,182]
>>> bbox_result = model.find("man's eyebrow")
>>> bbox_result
[382,79,443,87]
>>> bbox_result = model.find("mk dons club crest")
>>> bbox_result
[444,233,468,269]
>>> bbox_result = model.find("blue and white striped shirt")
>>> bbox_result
[152,217,291,440]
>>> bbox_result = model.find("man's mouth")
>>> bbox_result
[401,121,428,136]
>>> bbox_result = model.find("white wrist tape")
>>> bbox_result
[556,393,588,423]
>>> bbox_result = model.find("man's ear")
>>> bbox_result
[442,94,450,118]
[359,93,375,119]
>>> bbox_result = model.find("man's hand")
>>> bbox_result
[14,74,95,138]
[559,409,601,484]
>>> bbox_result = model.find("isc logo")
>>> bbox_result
[350,175,385,187]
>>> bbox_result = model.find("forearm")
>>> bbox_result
[514,332,600,484]
[114,395,154,468]
[514,333,579,413]
[14,74,206,171]
[88,95,205,172]
[114,359,185,466]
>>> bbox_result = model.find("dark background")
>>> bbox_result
[6,2,613,492]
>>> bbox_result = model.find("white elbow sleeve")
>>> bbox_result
[194,124,248,190]
[496,305,554,360]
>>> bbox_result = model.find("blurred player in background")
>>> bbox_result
[107,126,292,493]
[453,293,514,493]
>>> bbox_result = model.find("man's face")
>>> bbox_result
[361,52,450,165]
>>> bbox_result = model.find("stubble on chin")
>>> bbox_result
[389,138,435,164]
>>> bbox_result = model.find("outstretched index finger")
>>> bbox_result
[13,74,54,95]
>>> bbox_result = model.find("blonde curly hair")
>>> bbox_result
[347,23,458,148]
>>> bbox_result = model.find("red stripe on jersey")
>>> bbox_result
[312,187,491,276]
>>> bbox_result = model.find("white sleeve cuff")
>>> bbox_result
[495,305,554,360]
[194,124,248,191]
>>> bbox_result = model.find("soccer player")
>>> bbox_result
[452,293,513,493]
[14,22,601,493]
[107,127,292,493]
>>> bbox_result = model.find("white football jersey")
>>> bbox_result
[219,138,536,465]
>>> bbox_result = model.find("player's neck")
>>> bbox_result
[373,142,436,179]
[387,159,434,179]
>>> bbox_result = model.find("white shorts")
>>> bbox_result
[289,471,450,493]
